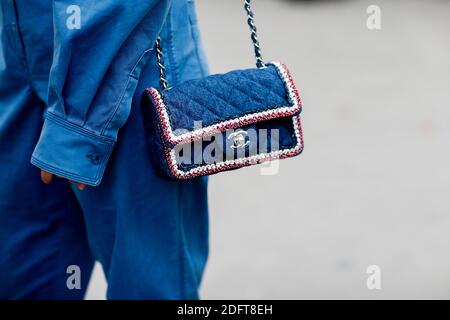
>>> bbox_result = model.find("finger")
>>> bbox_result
[41,170,53,184]
[77,182,86,190]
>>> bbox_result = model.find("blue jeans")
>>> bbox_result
[0,0,209,299]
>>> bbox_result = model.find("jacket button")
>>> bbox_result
[86,153,102,165]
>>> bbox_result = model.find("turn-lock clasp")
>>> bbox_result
[228,130,249,149]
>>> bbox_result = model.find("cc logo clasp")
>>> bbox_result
[228,130,250,149]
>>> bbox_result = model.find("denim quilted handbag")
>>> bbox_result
[143,0,304,179]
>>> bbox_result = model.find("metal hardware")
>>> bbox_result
[155,37,169,90]
[228,130,249,149]
[155,0,265,89]
[244,0,265,68]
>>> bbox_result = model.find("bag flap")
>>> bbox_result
[145,62,302,146]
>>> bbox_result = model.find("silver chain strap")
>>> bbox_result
[155,0,264,90]
[244,0,265,68]
[155,37,169,90]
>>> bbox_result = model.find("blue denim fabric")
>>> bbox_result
[143,64,301,179]
[177,118,297,171]
[0,0,209,299]
[156,65,290,132]
[147,115,297,178]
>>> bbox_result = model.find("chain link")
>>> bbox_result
[244,0,265,68]
[155,37,169,90]
[155,0,265,90]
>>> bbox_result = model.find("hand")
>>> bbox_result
[41,170,86,190]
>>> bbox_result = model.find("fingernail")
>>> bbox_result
[77,183,85,190]
[41,171,53,184]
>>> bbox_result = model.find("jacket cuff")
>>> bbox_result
[31,112,115,186]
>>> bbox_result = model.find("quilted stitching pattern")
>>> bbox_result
[161,64,292,131]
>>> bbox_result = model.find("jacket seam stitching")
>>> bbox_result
[31,137,113,184]
[31,157,100,183]
[166,13,180,85]
[100,75,132,135]
[188,2,207,78]
[101,47,154,135]
[46,112,114,143]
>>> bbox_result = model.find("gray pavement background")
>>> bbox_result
[86,0,450,299]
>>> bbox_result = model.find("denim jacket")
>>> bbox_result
[28,0,208,186]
